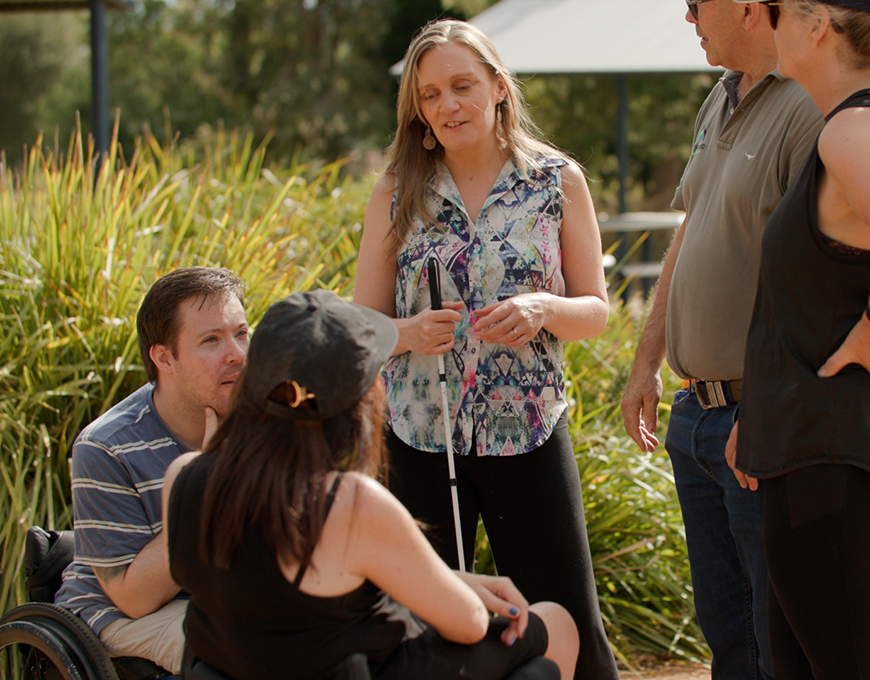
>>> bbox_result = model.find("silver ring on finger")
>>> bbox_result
[512,327,519,339]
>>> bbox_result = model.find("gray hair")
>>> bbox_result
[791,0,870,68]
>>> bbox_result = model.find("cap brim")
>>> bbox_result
[355,302,400,370]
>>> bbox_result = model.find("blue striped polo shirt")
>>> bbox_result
[54,383,190,635]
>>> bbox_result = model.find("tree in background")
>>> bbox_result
[0,14,85,165]
[1,0,470,164]
[219,0,396,162]
[526,73,715,212]
[0,0,713,211]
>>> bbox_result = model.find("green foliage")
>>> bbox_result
[0,14,86,166]
[0,123,707,665]
[566,307,706,666]
[0,122,367,615]
[526,73,717,213]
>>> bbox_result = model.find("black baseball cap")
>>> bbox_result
[734,0,870,11]
[817,0,870,9]
[247,289,398,421]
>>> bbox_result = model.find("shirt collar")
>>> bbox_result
[430,156,564,217]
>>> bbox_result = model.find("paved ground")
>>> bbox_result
[619,665,711,679]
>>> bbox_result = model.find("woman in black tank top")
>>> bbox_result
[725,1,870,676]
[161,290,578,680]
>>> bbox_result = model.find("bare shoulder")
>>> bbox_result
[336,472,403,515]
[559,158,588,187]
[165,451,202,486]
[369,172,398,201]
[819,108,870,175]
[559,159,594,205]
[334,473,416,537]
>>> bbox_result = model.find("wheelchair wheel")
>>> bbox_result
[0,603,119,680]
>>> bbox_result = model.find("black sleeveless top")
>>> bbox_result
[167,456,416,680]
[737,89,870,478]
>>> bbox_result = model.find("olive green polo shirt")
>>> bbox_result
[666,70,823,381]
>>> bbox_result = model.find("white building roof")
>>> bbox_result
[393,0,722,76]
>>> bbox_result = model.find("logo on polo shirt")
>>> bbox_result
[691,127,708,156]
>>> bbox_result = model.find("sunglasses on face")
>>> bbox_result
[763,2,784,29]
[686,0,714,20]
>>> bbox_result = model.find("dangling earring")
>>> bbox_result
[496,100,504,125]
[423,125,437,151]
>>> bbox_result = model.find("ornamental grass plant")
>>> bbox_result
[0,121,365,617]
[0,124,708,668]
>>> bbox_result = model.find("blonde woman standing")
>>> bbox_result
[354,19,615,680]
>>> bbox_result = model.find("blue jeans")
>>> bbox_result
[665,389,772,680]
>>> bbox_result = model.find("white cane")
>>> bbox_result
[428,258,466,572]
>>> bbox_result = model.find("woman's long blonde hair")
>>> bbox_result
[384,19,565,251]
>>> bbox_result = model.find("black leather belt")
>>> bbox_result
[689,379,742,410]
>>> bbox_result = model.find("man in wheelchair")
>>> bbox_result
[53,267,249,675]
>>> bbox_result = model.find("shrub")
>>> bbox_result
[0,122,366,614]
[0,125,708,666]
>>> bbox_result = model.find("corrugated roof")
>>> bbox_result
[0,0,133,11]
[393,0,720,76]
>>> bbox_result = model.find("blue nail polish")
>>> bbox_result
[508,636,516,646]
[509,606,519,616]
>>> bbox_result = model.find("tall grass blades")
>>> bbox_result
[1,122,708,667]
[566,303,706,665]
[0,122,368,615]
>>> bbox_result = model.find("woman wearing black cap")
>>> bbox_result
[724,0,870,675]
[161,290,578,680]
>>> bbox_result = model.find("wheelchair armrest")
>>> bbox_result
[24,526,75,603]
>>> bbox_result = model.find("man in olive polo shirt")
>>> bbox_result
[621,1,823,677]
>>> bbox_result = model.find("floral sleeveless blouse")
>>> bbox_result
[384,157,568,457]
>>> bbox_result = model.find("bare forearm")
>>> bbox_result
[633,220,685,371]
[95,532,180,619]
[621,220,685,450]
[541,293,609,342]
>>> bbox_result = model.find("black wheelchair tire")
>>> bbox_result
[0,603,120,680]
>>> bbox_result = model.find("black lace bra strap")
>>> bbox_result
[293,472,344,587]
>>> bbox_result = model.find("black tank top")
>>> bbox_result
[737,89,870,477]
[167,456,416,680]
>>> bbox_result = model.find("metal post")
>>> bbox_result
[616,74,629,215]
[90,0,109,161]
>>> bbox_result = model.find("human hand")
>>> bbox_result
[620,366,662,452]
[725,421,758,491]
[202,407,219,451]
[818,309,870,378]
[400,301,463,356]
[457,572,529,645]
[473,293,549,347]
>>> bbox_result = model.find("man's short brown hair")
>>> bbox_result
[136,267,245,383]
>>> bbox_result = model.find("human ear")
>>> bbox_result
[149,344,175,376]
[742,0,763,30]
[809,12,829,48]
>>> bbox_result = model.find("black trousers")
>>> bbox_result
[387,413,619,680]
[763,463,870,679]
[377,613,557,680]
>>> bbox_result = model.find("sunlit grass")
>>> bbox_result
[0,120,367,616]
[0,123,708,666]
